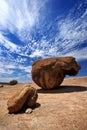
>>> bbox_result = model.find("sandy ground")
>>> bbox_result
[0,77,87,130]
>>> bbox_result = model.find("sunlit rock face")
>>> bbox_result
[7,84,38,113]
[32,56,81,89]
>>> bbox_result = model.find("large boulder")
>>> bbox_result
[32,56,81,89]
[7,84,38,113]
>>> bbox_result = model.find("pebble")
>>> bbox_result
[25,108,33,114]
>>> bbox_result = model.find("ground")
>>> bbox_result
[0,77,87,130]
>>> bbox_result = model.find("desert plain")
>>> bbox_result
[0,76,87,130]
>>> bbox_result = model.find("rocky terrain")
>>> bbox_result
[0,77,87,130]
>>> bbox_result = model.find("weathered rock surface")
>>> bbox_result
[32,56,81,89]
[7,84,38,113]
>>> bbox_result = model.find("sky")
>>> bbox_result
[0,0,87,83]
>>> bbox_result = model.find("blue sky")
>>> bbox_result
[0,0,87,82]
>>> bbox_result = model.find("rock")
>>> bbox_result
[7,84,38,113]
[25,87,38,107]
[9,80,18,85]
[0,84,4,88]
[32,56,81,89]
[25,108,33,114]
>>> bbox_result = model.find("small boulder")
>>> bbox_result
[32,56,81,89]
[0,84,4,88]
[7,84,38,113]
[9,80,18,85]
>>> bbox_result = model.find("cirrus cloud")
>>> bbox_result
[0,0,87,82]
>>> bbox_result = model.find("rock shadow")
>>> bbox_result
[37,85,87,94]
[20,103,41,114]
[9,103,41,114]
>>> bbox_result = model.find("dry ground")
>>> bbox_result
[0,77,87,130]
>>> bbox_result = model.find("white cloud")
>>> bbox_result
[17,66,32,73]
[30,50,44,58]
[26,4,87,60]
[64,47,87,61]
[0,0,87,82]
[0,68,14,75]
[58,17,87,43]
[0,0,48,58]
[0,61,32,82]
[0,33,17,51]
[53,6,87,60]
[0,0,47,38]
[0,61,31,73]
